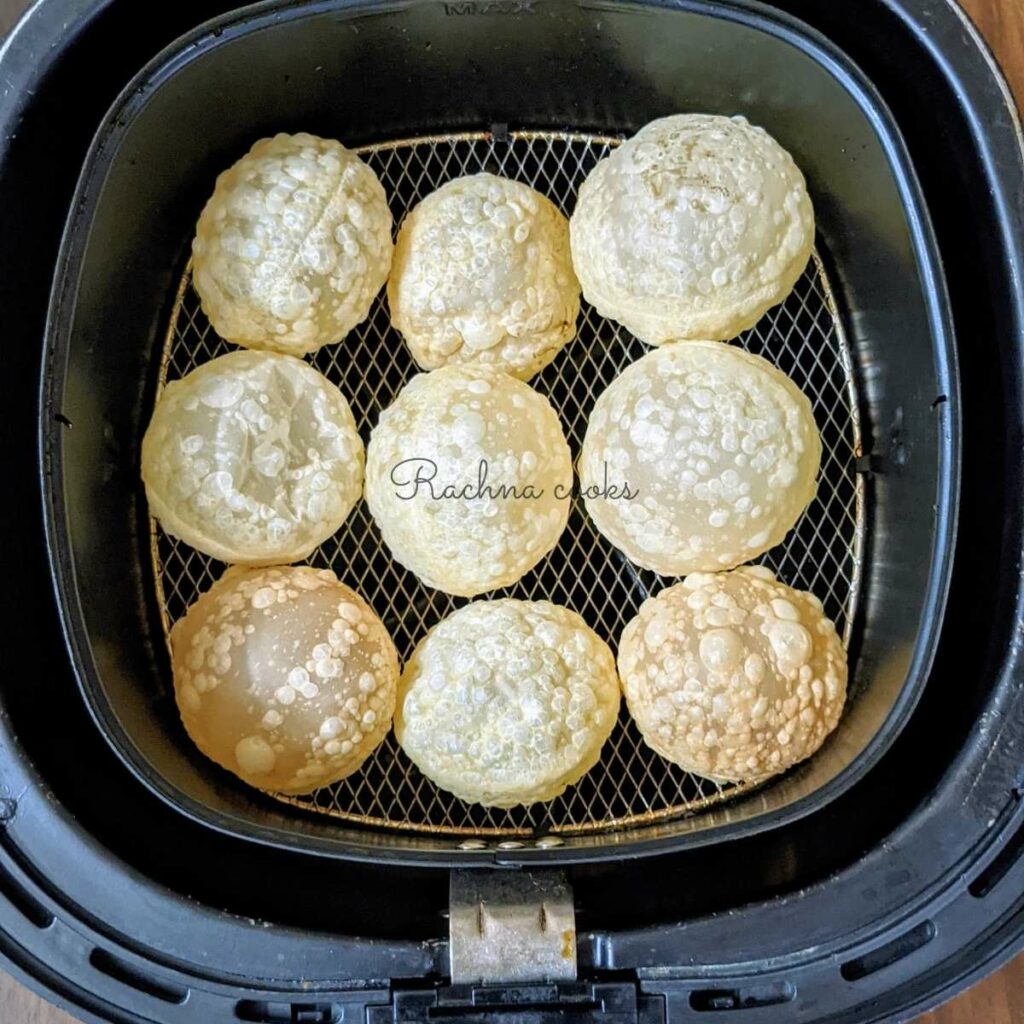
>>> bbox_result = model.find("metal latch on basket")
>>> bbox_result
[449,870,576,983]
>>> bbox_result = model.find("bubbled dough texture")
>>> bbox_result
[388,173,580,380]
[618,567,846,783]
[581,341,820,575]
[365,365,572,597]
[396,599,621,807]
[171,566,399,795]
[570,114,815,344]
[141,350,364,564]
[192,133,393,355]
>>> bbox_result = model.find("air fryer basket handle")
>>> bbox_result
[368,983,665,1024]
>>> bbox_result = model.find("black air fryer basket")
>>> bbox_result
[43,0,959,864]
[3,0,1024,1022]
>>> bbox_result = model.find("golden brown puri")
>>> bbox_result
[618,567,846,783]
[171,566,398,795]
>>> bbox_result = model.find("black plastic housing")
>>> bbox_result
[0,1,1022,1022]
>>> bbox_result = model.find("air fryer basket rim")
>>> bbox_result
[40,0,960,866]
[3,0,1022,1020]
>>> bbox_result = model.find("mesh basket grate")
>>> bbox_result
[151,131,864,839]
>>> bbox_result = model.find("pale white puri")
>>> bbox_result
[192,132,393,355]
[396,599,621,807]
[570,114,815,344]
[141,350,364,564]
[388,173,580,379]
[618,567,847,783]
[365,365,572,597]
[171,565,399,795]
[580,341,821,575]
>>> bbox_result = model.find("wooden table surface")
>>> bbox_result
[0,0,1021,1021]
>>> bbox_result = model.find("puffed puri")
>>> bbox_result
[388,173,581,380]
[141,350,364,565]
[580,341,821,575]
[617,567,847,783]
[170,565,399,795]
[395,599,621,807]
[365,364,573,597]
[192,132,393,355]
[570,114,815,344]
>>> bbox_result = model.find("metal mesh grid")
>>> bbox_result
[152,131,864,839]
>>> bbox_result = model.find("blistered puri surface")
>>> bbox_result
[618,567,847,783]
[389,173,579,379]
[396,600,620,807]
[192,133,393,355]
[171,565,398,794]
[365,365,572,597]
[581,342,821,575]
[571,115,814,344]
[142,351,364,564]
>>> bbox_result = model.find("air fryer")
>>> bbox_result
[1,0,1023,1021]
